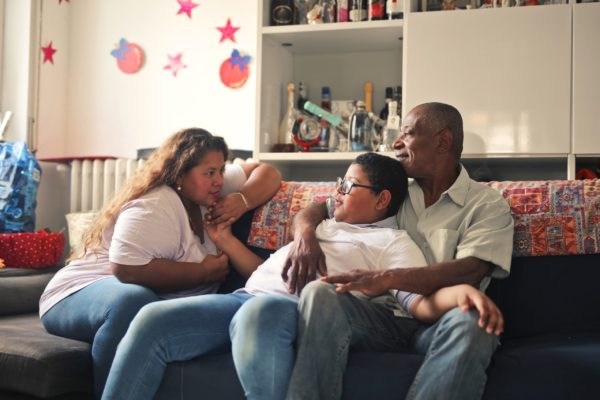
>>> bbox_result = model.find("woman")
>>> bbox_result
[39,128,281,398]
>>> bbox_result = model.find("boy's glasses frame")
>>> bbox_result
[336,177,379,195]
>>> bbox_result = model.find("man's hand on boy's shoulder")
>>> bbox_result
[282,230,328,295]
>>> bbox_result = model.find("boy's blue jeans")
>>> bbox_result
[41,277,159,398]
[101,293,299,400]
[286,281,500,400]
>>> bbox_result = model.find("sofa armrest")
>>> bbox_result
[0,266,60,316]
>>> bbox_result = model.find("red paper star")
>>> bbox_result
[177,0,198,18]
[217,18,240,43]
[164,53,187,77]
[41,42,57,64]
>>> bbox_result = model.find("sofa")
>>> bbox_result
[1,179,599,400]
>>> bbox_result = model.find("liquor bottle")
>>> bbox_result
[379,100,400,152]
[386,0,403,19]
[349,100,373,151]
[393,85,403,116]
[320,0,337,23]
[337,0,349,22]
[379,87,393,122]
[278,82,297,146]
[271,0,295,26]
[349,0,367,22]
[321,86,331,111]
[369,0,386,20]
[364,81,373,113]
[297,81,308,111]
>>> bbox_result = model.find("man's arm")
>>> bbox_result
[409,284,504,335]
[281,201,328,294]
[322,256,493,297]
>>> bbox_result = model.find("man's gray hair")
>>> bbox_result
[419,102,464,158]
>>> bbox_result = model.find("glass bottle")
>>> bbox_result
[349,100,373,151]
[297,81,308,110]
[337,0,349,22]
[364,81,373,113]
[271,0,295,26]
[321,86,332,111]
[379,87,393,122]
[320,0,337,23]
[369,0,386,20]
[278,82,297,146]
[349,0,367,22]
[386,0,403,20]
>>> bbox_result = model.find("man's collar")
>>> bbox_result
[408,164,471,207]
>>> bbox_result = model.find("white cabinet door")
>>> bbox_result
[573,3,600,155]
[404,6,571,155]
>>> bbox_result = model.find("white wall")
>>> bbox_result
[1,0,33,142]
[36,0,258,159]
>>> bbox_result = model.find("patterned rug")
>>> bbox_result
[248,179,600,257]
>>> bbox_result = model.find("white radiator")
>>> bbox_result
[69,158,145,213]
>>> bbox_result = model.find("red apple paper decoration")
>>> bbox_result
[111,39,144,74]
[220,49,251,89]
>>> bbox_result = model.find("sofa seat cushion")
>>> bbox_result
[0,313,92,398]
[0,266,60,316]
[484,334,600,400]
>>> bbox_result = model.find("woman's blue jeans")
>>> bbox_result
[101,293,299,400]
[41,277,159,398]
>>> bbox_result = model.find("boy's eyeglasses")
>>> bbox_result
[336,177,379,195]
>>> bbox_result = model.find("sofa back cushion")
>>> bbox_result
[486,253,600,340]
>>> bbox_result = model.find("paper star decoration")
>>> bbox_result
[164,53,187,77]
[217,18,240,43]
[41,42,57,64]
[177,0,199,18]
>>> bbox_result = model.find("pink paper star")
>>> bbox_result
[164,53,187,77]
[217,18,240,43]
[41,42,57,64]
[177,0,199,18]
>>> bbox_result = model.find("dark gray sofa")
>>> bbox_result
[2,179,600,400]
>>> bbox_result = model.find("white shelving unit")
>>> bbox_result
[254,1,599,181]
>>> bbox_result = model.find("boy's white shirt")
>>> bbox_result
[239,216,427,317]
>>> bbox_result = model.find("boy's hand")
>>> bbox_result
[321,270,389,297]
[457,286,504,336]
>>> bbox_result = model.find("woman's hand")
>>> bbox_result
[201,252,230,283]
[206,193,248,225]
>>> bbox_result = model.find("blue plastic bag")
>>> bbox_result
[0,142,41,233]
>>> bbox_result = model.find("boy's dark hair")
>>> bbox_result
[354,152,408,218]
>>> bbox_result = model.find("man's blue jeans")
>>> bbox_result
[286,281,500,400]
[101,293,298,400]
[41,277,159,398]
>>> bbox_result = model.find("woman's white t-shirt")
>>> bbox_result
[39,164,247,317]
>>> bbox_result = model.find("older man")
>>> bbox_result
[232,103,514,400]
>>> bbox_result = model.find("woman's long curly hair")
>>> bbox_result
[78,128,228,258]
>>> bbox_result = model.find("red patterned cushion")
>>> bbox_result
[0,230,65,268]
[486,179,600,257]
[247,181,336,250]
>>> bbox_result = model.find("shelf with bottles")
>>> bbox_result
[411,0,573,13]
[261,19,403,54]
